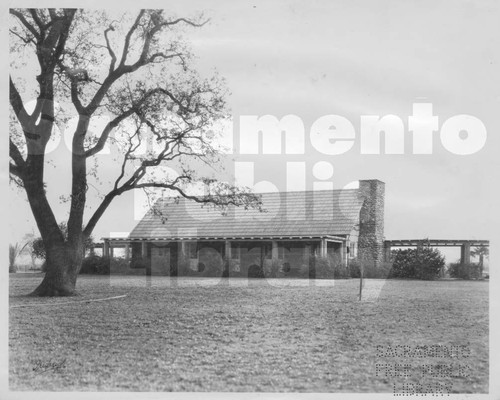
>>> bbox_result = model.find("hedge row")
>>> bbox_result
[43,248,468,281]
[74,255,392,279]
[448,262,483,280]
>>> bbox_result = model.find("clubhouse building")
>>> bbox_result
[102,179,385,276]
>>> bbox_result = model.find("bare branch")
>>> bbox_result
[48,9,57,20]
[86,81,192,157]
[10,163,24,179]
[28,9,46,32]
[83,191,118,238]
[129,182,261,213]
[85,11,203,116]
[9,28,35,45]
[147,52,183,64]
[70,79,85,114]
[161,17,209,28]
[9,76,28,121]
[49,10,76,70]
[10,139,26,168]
[113,124,143,190]
[145,87,191,113]
[104,25,117,73]
[119,10,145,68]
[84,108,136,157]
[10,9,41,40]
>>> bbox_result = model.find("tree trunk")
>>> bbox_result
[22,154,83,297]
[30,242,83,297]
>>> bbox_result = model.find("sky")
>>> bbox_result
[6,0,500,264]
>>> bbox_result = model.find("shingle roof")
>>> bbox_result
[129,189,365,239]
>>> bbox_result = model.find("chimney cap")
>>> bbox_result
[359,179,385,184]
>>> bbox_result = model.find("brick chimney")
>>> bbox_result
[358,179,385,267]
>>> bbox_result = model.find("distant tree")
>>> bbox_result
[471,244,489,277]
[9,9,261,296]
[21,232,38,270]
[9,242,29,273]
[391,247,445,280]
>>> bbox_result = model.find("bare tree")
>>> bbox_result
[10,8,261,296]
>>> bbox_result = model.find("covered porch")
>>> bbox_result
[99,235,350,277]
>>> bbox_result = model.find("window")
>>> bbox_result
[350,242,357,258]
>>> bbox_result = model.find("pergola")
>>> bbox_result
[383,239,489,264]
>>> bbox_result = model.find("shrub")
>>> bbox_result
[348,260,361,278]
[177,258,194,276]
[130,256,149,269]
[248,264,265,278]
[264,259,284,278]
[109,257,130,274]
[448,262,481,280]
[201,251,224,277]
[391,247,445,280]
[306,255,350,279]
[223,257,241,277]
[296,262,310,278]
[314,256,334,279]
[334,263,350,279]
[80,255,111,275]
[226,259,242,277]
[282,262,291,274]
[348,259,393,279]
[365,261,394,279]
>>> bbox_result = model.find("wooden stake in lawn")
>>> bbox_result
[359,261,364,301]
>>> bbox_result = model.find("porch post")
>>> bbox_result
[179,241,187,261]
[342,242,348,267]
[109,243,114,258]
[304,244,310,260]
[304,243,311,277]
[124,243,130,261]
[320,238,327,258]
[141,241,147,258]
[272,241,279,261]
[225,240,232,259]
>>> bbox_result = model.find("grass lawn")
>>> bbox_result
[9,274,488,392]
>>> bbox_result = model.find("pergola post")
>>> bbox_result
[103,240,110,258]
[461,241,471,264]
